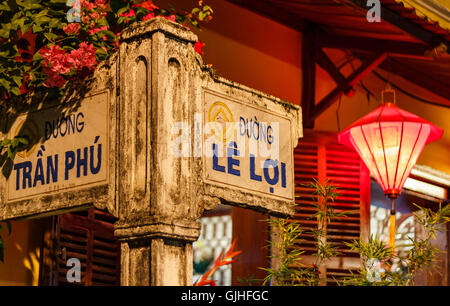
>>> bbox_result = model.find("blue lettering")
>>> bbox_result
[59,117,67,137]
[76,147,88,177]
[44,121,53,141]
[76,112,85,133]
[90,136,101,175]
[33,158,45,187]
[260,123,267,143]
[281,162,286,188]
[263,159,279,186]
[212,143,225,173]
[44,112,85,140]
[250,154,262,182]
[267,125,273,144]
[67,114,76,135]
[227,141,240,176]
[47,155,58,184]
[13,162,32,191]
[239,117,246,136]
[21,161,32,190]
[65,151,75,180]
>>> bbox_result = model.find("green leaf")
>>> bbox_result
[32,24,43,32]
[95,47,107,58]
[32,51,43,61]
[35,16,51,25]
[0,23,11,38]
[0,0,10,10]
[16,136,29,146]
[0,138,11,147]
[44,32,58,41]
[14,16,26,31]
[17,0,43,10]
[10,86,21,96]
[49,18,60,29]
[20,21,32,34]
[203,5,213,13]
[6,145,16,160]
[12,75,22,87]
[0,78,11,91]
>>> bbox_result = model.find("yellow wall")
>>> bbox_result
[0,220,43,286]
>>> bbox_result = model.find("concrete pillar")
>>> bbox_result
[112,17,302,285]
[114,18,205,286]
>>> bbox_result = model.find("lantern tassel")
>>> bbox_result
[388,199,396,251]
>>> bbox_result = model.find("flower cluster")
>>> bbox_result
[39,42,98,88]
[0,0,212,99]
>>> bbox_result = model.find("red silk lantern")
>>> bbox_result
[338,99,443,249]
[338,102,443,199]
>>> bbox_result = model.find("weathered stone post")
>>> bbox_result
[113,18,205,286]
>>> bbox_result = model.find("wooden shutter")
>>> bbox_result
[48,209,120,286]
[231,207,270,286]
[293,131,370,285]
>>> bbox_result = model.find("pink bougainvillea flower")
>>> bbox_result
[39,45,72,75]
[81,0,95,11]
[88,25,108,35]
[132,0,158,10]
[63,23,81,35]
[69,42,98,72]
[194,40,205,55]
[90,11,99,20]
[42,67,67,88]
[142,12,155,21]
[120,9,136,18]
[165,15,176,22]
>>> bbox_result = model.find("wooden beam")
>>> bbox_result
[379,59,450,100]
[301,29,316,128]
[315,47,354,96]
[347,0,445,48]
[316,31,430,57]
[312,53,388,120]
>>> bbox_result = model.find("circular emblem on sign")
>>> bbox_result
[13,118,39,158]
[207,101,235,142]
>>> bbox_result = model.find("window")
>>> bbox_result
[39,209,120,286]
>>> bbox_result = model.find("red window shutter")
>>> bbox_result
[293,131,370,285]
[53,209,120,286]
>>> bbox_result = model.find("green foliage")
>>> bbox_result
[0,135,29,161]
[261,179,346,286]
[341,202,450,286]
[261,179,450,286]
